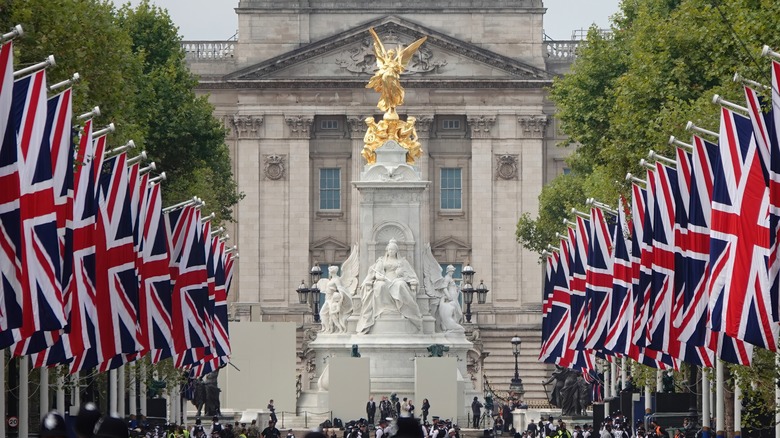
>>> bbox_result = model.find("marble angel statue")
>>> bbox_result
[319,245,359,333]
[357,239,423,334]
[422,244,464,333]
[366,27,427,116]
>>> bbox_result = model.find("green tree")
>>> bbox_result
[117,1,242,221]
[518,0,780,420]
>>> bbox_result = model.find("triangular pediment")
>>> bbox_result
[431,236,471,252]
[311,236,351,251]
[225,16,551,82]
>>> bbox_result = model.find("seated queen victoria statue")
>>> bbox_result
[357,239,423,334]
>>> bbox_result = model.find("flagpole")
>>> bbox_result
[0,350,5,438]
[1,24,23,43]
[702,368,710,438]
[620,357,627,395]
[734,375,741,438]
[604,360,611,415]
[72,372,80,414]
[118,366,126,418]
[140,362,147,416]
[610,360,617,404]
[656,370,662,393]
[716,360,724,438]
[776,353,780,438]
[19,356,29,438]
[13,55,55,78]
[644,378,651,424]
[40,366,49,415]
[128,363,137,418]
[109,369,118,414]
[56,372,65,414]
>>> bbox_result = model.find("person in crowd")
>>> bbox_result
[527,419,538,438]
[75,403,103,438]
[268,400,278,424]
[95,415,130,438]
[556,422,572,438]
[471,397,483,429]
[421,399,430,423]
[367,396,377,425]
[262,420,281,438]
[40,411,68,438]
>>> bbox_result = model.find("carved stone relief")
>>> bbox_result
[263,154,286,181]
[517,115,549,138]
[467,116,496,139]
[347,116,366,140]
[335,36,447,75]
[414,116,434,139]
[285,115,314,139]
[495,154,519,180]
[231,115,264,138]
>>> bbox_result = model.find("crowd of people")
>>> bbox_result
[520,412,699,438]
[37,402,142,438]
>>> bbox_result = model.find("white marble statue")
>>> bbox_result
[356,239,423,334]
[319,246,359,333]
[422,244,465,333]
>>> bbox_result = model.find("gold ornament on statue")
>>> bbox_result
[363,28,427,165]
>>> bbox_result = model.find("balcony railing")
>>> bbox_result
[182,41,236,61]
[545,40,579,61]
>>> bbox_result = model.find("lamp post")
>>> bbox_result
[509,335,525,398]
[461,264,489,322]
[295,264,323,323]
[309,264,322,323]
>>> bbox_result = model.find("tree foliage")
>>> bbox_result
[0,0,241,388]
[0,0,241,222]
[517,0,780,418]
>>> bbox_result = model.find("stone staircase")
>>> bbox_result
[479,327,554,405]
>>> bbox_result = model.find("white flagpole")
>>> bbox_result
[716,361,725,437]
[610,361,617,402]
[19,357,29,438]
[118,366,126,418]
[0,351,5,438]
[656,370,662,392]
[128,363,137,418]
[644,379,651,422]
[734,375,742,438]
[604,360,611,415]
[109,369,118,414]
[702,368,710,437]
[776,353,780,438]
[40,367,49,415]
[72,372,80,413]
[56,372,65,414]
[620,357,627,394]
[140,362,147,416]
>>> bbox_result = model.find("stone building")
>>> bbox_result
[183,0,580,404]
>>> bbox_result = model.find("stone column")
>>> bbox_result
[466,115,496,319]
[413,115,434,246]
[347,115,366,247]
[516,115,549,309]
[230,115,264,304]
[283,115,313,308]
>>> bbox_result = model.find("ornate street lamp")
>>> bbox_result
[296,280,309,304]
[461,264,475,322]
[309,264,322,323]
[509,335,525,397]
[460,264,489,322]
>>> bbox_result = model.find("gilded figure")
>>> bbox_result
[366,27,427,119]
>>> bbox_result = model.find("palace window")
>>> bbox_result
[319,168,341,210]
[442,119,461,130]
[320,119,339,130]
[440,168,462,210]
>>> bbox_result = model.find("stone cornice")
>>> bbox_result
[225,16,551,81]
[237,0,543,12]
[467,115,496,139]
[285,115,314,139]
[198,78,552,90]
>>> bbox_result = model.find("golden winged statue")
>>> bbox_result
[366,28,427,119]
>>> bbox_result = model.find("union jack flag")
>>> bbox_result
[0,40,23,343]
[140,181,174,363]
[568,216,590,351]
[584,207,615,353]
[2,69,66,355]
[167,206,212,366]
[93,152,141,371]
[604,198,633,355]
[707,107,777,351]
[540,251,558,358]
[770,61,780,323]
